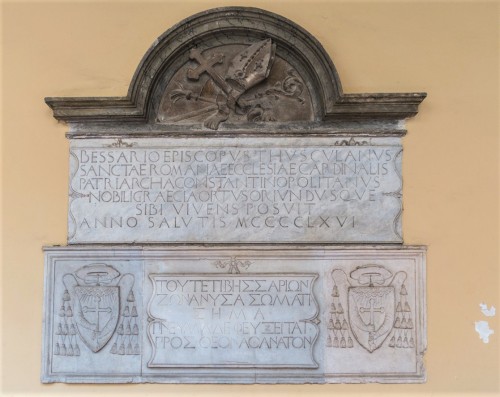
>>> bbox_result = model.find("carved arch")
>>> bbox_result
[139,7,342,123]
[45,7,425,133]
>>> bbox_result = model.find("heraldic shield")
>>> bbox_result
[58,263,138,356]
[73,286,120,352]
[348,286,395,353]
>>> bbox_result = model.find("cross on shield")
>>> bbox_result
[74,286,119,352]
[348,286,395,352]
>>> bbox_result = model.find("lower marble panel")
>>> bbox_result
[41,245,426,383]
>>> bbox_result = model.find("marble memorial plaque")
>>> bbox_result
[41,246,426,383]
[69,137,403,244]
[43,7,427,385]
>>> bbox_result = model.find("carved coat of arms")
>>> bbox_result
[328,265,414,353]
[348,267,395,352]
[54,264,139,356]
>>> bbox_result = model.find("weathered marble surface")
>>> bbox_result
[42,245,426,383]
[68,137,403,244]
[43,6,427,386]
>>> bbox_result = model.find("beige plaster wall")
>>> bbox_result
[1,1,498,395]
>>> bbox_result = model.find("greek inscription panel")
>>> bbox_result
[68,138,402,243]
[147,274,319,367]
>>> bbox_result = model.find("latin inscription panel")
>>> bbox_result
[68,137,403,243]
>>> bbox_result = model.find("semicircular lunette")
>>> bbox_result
[45,7,425,136]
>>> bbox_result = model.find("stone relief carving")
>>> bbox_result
[333,137,369,146]
[213,257,252,274]
[158,39,313,129]
[54,288,81,357]
[45,7,426,135]
[43,247,426,383]
[327,284,354,350]
[105,138,137,148]
[67,151,89,241]
[383,149,403,240]
[329,264,414,353]
[55,264,139,356]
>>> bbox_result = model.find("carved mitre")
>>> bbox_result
[226,38,276,92]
